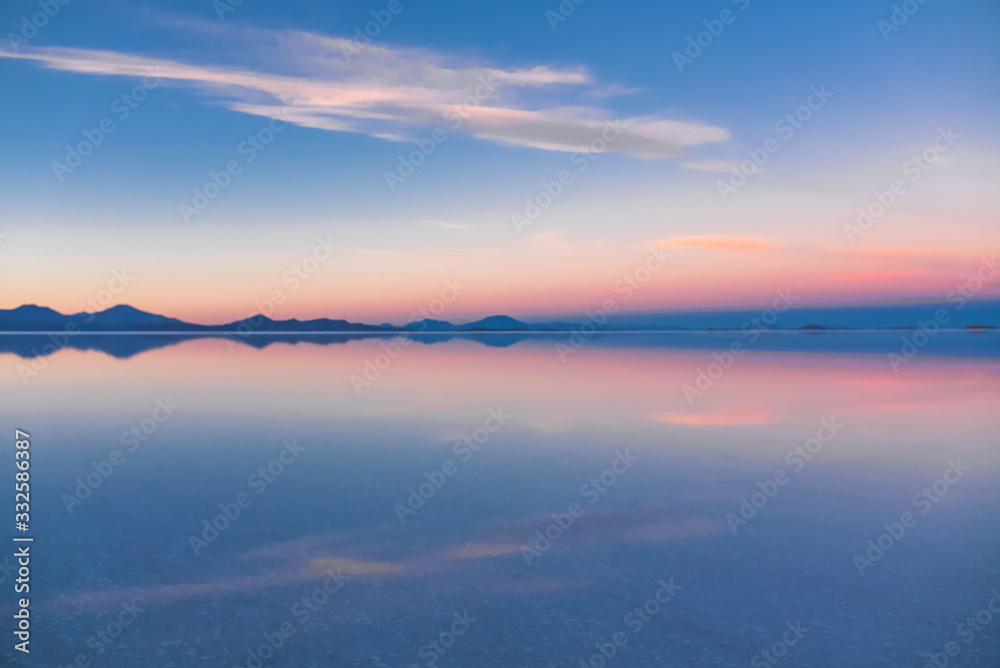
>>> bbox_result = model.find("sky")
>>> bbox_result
[0,0,998,324]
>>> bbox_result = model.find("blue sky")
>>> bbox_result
[1,0,998,322]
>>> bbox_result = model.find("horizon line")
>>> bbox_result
[6,295,1000,329]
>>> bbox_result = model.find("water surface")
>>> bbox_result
[2,334,998,666]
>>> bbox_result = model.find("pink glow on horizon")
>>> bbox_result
[3,240,996,324]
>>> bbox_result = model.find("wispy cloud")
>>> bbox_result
[428,220,469,231]
[449,543,524,559]
[0,22,728,158]
[654,235,774,252]
[353,248,468,259]
[527,229,574,253]
[656,409,776,426]
[830,247,965,259]
[681,159,741,173]
[837,271,923,282]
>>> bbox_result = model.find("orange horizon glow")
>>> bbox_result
[2,233,997,324]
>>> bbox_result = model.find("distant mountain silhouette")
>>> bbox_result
[2,302,998,361]
[89,304,190,329]
[403,315,575,332]
[0,304,194,332]
[461,315,530,330]
[203,316,386,333]
[0,305,386,333]
[0,305,574,333]
[403,318,460,332]
[0,305,83,331]
[2,299,998,336]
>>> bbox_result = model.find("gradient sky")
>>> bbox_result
[1,0,998,324]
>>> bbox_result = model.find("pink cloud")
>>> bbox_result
[654,236,774,252]
[831,247,965,259]
[655,409,776,426]
[354,248,468,259]
[837,271,923,282]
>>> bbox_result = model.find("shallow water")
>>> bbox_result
[2,334,999,666]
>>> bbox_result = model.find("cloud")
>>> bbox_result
[655,409,776,426]
[306,557,401,575]
[830,247,962,259]
[527,229,574,253]
[353,248,468,259]
[491,66,589,86]
[428,220,469,231]
[449,543,524,559]
[580,82,643,100]
[654,235,774,252]
[0,25,728,158]
[681,160,741,173]
[837,271,923,282]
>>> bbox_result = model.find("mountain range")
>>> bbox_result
[0,305,573,333]
[0,301,997,333]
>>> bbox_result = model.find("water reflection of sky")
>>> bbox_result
[3,337,998,665]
